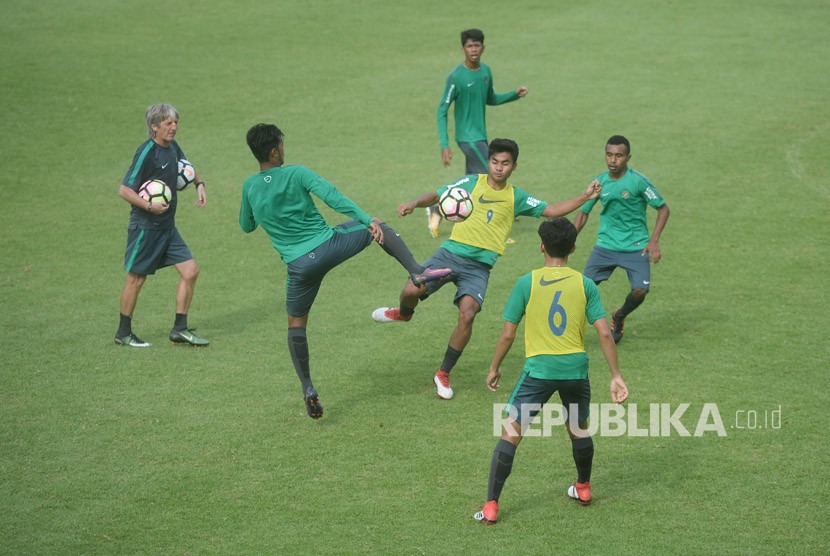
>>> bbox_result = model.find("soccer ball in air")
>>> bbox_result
[177,159,196,190]
[138,179,172,205]
[438,187,474,222]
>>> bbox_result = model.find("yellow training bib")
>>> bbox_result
[525,267,588,357]
[449,175,515,255]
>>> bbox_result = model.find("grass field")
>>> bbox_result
[1,0,829,553]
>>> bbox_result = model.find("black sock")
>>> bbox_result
[618,292,644,318]
[487,439,517,502]
[572,436,594,483]
[377,222,423,275]
[117,313,132,336]
[173,313,187,331]
[440,345,463,373]
[287,327,313,393]
[400,305,415,318]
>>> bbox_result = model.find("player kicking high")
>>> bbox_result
[474,217,628,525]
[240,123,451,419]
[372,139,600,400]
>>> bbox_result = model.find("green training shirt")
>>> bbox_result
[502,269,606,380]
[579,168,666,252]
[437,62,520,149]
[240,165,372,264]
[122,139,185,230]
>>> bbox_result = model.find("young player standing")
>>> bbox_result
[474,217,628,525]
[240,124,450,419]
[427,28,528,238]
[372,139,600,400]
[574,135,670,343]
[114,103,209,348]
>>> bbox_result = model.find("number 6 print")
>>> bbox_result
[548,290,566,336]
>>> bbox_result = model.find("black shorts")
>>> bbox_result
[584,245,651,291]
[124,227,193,276]
[420,248,491,307]
[285,221,373,317]
[505,374,591,426]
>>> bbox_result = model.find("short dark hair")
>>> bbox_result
[538,217,577,258]
[247,123,285,163]
[461,28,484,45]
[488,138,519,163]
[606,135,630,154]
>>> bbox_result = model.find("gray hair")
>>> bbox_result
[145,103,179,138]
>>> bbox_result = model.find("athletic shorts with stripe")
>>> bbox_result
[124,227,193,276]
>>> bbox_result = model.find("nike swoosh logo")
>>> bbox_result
[601,192,610,197]
[161,163,169,169]
[467,82,475,87]
[643,281,650,285]
[539,276,572,286]
[478,195,504,204]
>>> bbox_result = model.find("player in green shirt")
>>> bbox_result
[240,124,450,420]
[474,217,628,525]
[427,28,528,238]
[372,139,600,400]
[575,135,670,343]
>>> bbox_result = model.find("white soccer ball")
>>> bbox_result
[438,187,474,222]
[176,159,196,190]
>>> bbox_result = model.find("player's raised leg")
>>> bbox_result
[374,221,451,286]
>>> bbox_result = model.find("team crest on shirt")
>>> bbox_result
[621,190,630,198]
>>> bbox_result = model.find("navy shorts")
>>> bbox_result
[124,227,193,276]
[285,221,373,317]
[506,374,591,427]
[420,248,491,307]
[584,245,651,291]
[457,141,489,175]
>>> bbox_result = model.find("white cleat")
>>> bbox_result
[434,370,454,399]
[371,307,411,323]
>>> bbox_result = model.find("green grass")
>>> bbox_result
[2,0,829,553]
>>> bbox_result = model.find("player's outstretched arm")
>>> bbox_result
[541,181,601,219]
[397,191,441,217]
[487,321,518,392]
[593,318,629,403]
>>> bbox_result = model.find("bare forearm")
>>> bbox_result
[574,211,588,233]
[651,204,670,242]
